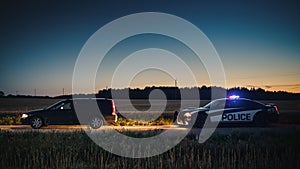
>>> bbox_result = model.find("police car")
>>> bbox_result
[177,96,279,127]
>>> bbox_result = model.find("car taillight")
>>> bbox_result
[111,100,116,115]
[274,105,279,112]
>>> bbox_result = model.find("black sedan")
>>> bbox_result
[21,98,118,129]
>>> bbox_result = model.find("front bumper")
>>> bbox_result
[21,117,30,124]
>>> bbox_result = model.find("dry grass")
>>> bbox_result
[0,130,299,169]
[113,117,174,126]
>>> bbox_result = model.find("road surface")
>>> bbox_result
[0,124,298,134]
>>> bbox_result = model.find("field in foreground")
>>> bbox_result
[0,130,299,169]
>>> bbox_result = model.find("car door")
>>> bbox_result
[222,100,257,123]
[206,99,228,123]
[68,101,79,124]
[46,101,73,124]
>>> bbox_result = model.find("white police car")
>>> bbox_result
[177,96,279,127]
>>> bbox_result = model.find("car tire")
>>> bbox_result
[254,113,268,127]
[30,116,43,129]
[89,117,103,129]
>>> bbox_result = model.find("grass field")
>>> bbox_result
[0,98,300,124]
[0,130,299,169]
[0,98,61,112]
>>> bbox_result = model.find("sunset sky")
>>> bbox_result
[1,0,300,96]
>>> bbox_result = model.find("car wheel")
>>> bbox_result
[30,117,43,129]
[254,113,268,127]
[89,117,103,129]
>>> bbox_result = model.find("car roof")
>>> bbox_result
[64,98,112,101]
[214,98,254,101]
[213,98,266,106]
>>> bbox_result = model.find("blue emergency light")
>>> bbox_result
[228,95,240,99]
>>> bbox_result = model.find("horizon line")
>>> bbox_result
[2,85,300,98]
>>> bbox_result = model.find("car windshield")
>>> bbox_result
[46,101,64,110]
[203,101,213,109]
[50,101,72,110]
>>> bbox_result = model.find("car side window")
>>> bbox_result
[229,100,263,109]
[50,101,72,110]
[244,100,263,109]
[225,101,231,109]
[209,100,226,110]
[228,100,240,109]
[61,102,71,110]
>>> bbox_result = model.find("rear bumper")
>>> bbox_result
[104,115,118,123]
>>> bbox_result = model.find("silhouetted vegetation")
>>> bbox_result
[2,86,300,100]
[5,94,51,99]
[0,91,4,97]
[96,86,300,100]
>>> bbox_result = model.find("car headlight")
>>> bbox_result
[184,113,192,121]
[21,114,28,118]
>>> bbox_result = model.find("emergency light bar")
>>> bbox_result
[229,95,240,99]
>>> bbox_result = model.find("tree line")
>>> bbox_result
[1,86,300,100]
[95,86,300,100]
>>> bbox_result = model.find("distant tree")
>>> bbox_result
[0,91,4,97]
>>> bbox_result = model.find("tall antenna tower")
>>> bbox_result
[174,78,178,100]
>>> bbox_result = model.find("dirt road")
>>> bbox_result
[0,124,298,135]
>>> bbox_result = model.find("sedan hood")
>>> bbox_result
[26,109,45,114]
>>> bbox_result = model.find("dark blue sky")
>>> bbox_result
[1,0,300,96]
